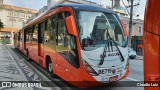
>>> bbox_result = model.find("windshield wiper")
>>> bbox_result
[111,38,124,62]
[98,28,124,66]
[98,28,112,66]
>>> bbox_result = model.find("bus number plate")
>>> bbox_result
[109,75,118,81]
[98,69,112,74]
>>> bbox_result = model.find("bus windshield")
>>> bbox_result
[76,11,126,51]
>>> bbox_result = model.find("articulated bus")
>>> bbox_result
[144,0,160,90]
[14,4,129,87]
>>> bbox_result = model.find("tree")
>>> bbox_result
[0,19,3,30]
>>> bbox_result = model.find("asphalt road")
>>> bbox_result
[127,59,144,81]
[7,45,144,90]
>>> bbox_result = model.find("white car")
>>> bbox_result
[128,48,137,59]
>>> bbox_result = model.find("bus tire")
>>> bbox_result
[47,58,55,77]
[26,49,31,61]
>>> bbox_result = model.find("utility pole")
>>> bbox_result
[128,0,134,48]
[111,0,113,9]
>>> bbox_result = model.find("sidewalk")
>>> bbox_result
[0,45,59,90]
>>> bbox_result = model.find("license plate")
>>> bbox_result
[109,75,118,81]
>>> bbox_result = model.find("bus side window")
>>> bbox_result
[56,13,68,53]
[44,20,48,42]
[41,22,45,43]
[32,25,38,42]
[35,25,38,41]
[68,35,79,68]
[56,12,79,68]
[25,29,28,42]
[38,22,45,44]
[24,30,26,42]
[20,31,22,42]
[28,28,33,42]
[44,17,56,49]
[18,32,20,41]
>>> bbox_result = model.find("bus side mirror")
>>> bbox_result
[120,20,128,36]
[65,16,78,36]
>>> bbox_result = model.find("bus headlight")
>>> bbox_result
[82,59,99,76]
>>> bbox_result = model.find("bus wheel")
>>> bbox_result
[27,50,31,61]
[47,58,55,77]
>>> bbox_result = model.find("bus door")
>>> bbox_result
[56,12,79,81]
[38,23,44,65]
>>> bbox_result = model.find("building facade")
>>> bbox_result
[0,0,38,44]
[120,16,143,36]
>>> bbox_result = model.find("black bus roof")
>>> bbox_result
[50,4,115,14]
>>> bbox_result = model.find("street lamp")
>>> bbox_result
[10,7,14,45]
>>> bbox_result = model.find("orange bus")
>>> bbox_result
[137,36,143,52]
[14,4,129,87]
[131,36,143,53]
[144,0,160,90]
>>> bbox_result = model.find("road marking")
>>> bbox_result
[126,77,139,81]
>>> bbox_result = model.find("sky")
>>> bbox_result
[4,0,47,10]
[3,0,146,20]
[122,0,146,20]
[91,0,146,20]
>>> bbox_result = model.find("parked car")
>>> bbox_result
[128,48,137,59]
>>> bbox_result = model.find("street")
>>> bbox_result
[0,44,144,90]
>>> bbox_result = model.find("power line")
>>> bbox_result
[122,0,130,15]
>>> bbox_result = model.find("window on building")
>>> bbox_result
[139,27,141,36]
[11,12,13,16]
[17,12,19,17]
[132,24,134,32]
[8,11,11,16]
[125,23,128,29]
